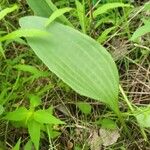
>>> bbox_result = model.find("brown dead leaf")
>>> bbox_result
[99,128,120,146]
[88,130,102,150]
[67,140,74,150]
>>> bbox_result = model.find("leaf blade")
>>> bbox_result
[93,3,131,18]
[0,4,18,20]
[45,7,72,27]
[34,110,64,124]
[19,16,119,113]
[28,120,40,150]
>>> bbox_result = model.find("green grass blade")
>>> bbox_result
[0,4,18,20]
[0,29,48,42]
[131,23,150,41]
[75,0,86,33]
[93,3,131,18]
[12,138,21,150]
[45,8,72,27]
[26,0,73,27]
[0,42,5,59]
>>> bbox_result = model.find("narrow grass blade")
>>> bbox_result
[75,0,86,33]
[0,4,18,20]
[0,42,6,58]
[131,23,150,41]
[45,8,72,27]
[12,138,21,150]
[0,29,48,42]
[93,3,131,18]
[26,0,73,27]
[97,26,116,43]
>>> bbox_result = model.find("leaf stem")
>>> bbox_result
[119,85,148,141]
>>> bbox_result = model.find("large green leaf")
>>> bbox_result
[19,16,119,113]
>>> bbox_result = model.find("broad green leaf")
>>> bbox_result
[0,4,18,20]
[93,3,131,18]
[0,29,48,42]
[4,107,28,121]
[136,107,150,128]
[45,8,72,27]
[75,0,86,33]
[12,138,21,150]
[28,120,40,150]
[76,102,91,115]
[26,0,73,27]
[131,23,150,41]
[34,110,65,124]
[19,16,119,113]
[29,94,41,108]
[97,118,117,129]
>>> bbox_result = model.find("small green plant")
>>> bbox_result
[4,94,64,150]
[131,2,150,41]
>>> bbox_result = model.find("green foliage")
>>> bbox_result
[14,64,49,78]
[97,118,117,130]
[131,20,150,41]
[12,138,21,150]
[93,3,132,18]
[26,0,73,27]
[144,2,150,11]
[0,105,4,115]
[131,3,150,41]
[28,120,41,150]
[24,140,33,150]
[0,0,150,149]
[34,110,64,124]
[0,4,18,20]
[29,94,41,108]
[0,29,48,42]
[75,0,86,33]
[45,7,72,27]
[4,95,64,150]
[5,107,29,121]
[135,107,150,128]
[26,0,53,17]
[76,102,91,115]
[19,16,119,114]
[97,26,116,43]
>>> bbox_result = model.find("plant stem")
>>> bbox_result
[119,85,134,112]
[114,106,132,139]
[119,85,148,141]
